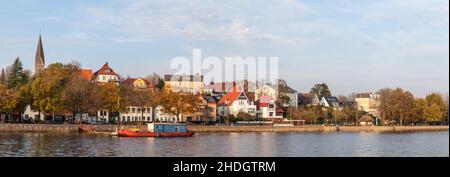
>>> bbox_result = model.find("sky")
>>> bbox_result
[0,0,448,97]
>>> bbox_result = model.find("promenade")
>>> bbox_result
[0,124,448,133]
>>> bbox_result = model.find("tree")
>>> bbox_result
[160,91,203,123]
[14,84,32,122]
[148,90,162,122]
[425,93,444,107]
[276,95,290,108]
[62,75,95,124]
[378,88,394,125]
[0,68,6,85]
[392,88,415,126]
[145,73,165,90]
[0,84,16,123]
[310,83,331,99]
[423,104,443,124]
[413,98,428,123]
[332,109,345,125]
[6,57,29,89]
[100,83,121,124]
[130,88,151,122]
[236,112,255,121]
[30,63,70,122]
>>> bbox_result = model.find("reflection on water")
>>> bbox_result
[0,131,448,157]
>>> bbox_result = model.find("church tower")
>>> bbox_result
[35,34,45,75]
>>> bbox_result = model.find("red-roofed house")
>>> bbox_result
[92,62,119,85]
[217,85,256,117]
[256,96,284,119]
[79,69,93,81]
[123,77,154,90]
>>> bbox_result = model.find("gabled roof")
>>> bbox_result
[79,69,93,81]
[218,85,247,106]
[280,85,297,93]
[355,93,372,98]
[300,93,318,99]
[93,62,118,76]
[164,74,203,82]
[325,96,339,103]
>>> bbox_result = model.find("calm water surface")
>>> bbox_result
[0,131,448,157]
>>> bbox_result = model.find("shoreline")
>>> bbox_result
[0,124,448,133]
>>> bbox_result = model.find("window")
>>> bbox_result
[269,112,274,117]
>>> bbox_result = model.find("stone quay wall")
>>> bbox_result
[187,125,448,133]
[0,124,447,133]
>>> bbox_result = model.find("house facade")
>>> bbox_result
[256,96,284,119]
[120,107,153,122]
[164,74,204,94]
[298,93,320,107]
[218,85,256,117]
[92,62,119,85]
[123,77,154,90]
[355,93,380,117]
[320,96,341,110]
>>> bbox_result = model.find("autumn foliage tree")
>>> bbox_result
[99,83,121,123]
[30,63,71,121]
[0,84,16,122]
[160,91,203,123]
[62,75,95,123]
[129,88,151,122]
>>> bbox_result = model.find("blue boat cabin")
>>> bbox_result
[147,123,188,133]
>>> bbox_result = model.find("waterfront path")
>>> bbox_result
[0,124,447,133]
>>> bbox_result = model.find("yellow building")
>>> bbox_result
[355,93,380,117]
[164,74,204,94]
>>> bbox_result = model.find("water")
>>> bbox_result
[0,131,448,157]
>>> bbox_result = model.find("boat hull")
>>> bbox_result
[78,124,94,133]
[117,129,195,137]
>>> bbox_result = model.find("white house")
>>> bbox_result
[120,106,153,122]
[256,96,284,119]
[92,62,119,84]
[218,85,256,117]
[320,96,341,110]
[22,105,44,122]
[280,86,298,108]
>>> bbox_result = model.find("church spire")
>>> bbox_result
[35,34,45,75]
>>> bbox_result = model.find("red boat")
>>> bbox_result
[116,123,195,137]
[78,124,94,133]
[117,129,195,137]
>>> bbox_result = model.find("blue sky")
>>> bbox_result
[0,0,448,97]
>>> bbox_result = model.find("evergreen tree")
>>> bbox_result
[0,68,5,85]
[7,57,28,89]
